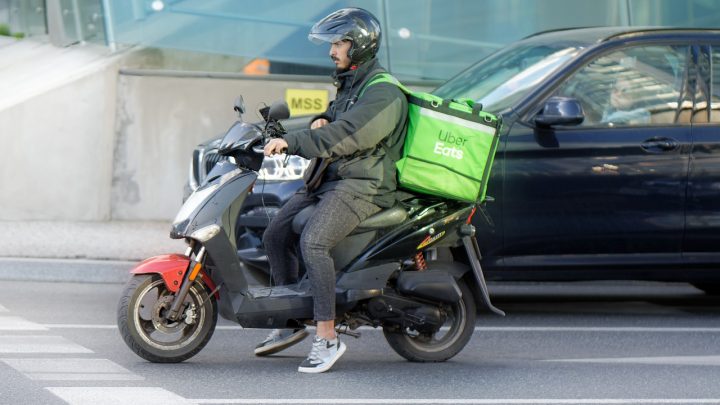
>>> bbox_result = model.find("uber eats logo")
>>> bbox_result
[433,130,466,160]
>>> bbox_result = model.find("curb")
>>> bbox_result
[0,257,138,284]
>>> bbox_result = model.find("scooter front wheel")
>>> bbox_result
[117,274,218,363]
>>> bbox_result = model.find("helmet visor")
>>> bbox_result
[308,32,348,45]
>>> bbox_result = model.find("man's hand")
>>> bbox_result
[311,118,329,129]
[264,138,289,156]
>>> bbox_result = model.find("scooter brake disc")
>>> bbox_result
[152,295,188,334]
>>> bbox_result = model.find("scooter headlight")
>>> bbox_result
[190,224,221,242]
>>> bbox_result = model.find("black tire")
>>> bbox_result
[383,278,477,362]
[117,274,218,363]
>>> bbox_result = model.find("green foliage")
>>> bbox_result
[0,24,25,39]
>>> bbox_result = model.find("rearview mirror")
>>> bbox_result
[268,101,290,121]
[534,96,584,127]
[234,96,245,115]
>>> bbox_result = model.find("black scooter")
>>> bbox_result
[117,98,504,364]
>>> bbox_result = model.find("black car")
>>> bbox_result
[188,27,720,292]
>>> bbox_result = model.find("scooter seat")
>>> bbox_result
[356,205,408,230]
[292,204,408,234]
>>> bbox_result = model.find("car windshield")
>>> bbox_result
[433,41,584,113]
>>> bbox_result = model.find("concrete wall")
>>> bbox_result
[0,48,333,221]
[111,73,336,220]
[0,58,119,221]
[1,48,429,222]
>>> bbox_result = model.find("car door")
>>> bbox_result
[683,43,720,260]
[501,44,693,272]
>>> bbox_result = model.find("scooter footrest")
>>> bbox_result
[247,286,307,299]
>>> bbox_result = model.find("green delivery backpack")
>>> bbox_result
[361,73,501,202]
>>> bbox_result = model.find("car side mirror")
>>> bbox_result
[268,101,290,121]
[534,96,584,127]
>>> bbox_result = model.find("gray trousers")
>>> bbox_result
[263,190,380,321]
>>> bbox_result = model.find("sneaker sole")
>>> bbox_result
[297,342,347,374]
[254,330,309,356]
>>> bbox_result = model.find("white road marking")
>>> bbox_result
[42,324,244,330]
[47,387,193,405]
[188,399,720,404]
[473,327,720,333]
[547,355,720,366]
[0,304,8,312]
[0,336,92,353]
[0,316,48,331]
[41,324,720,333]
[2,358,144,380]
[30,373,144,381]
[42,324,117,329]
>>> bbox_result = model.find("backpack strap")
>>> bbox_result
[359,73,410,97]
[356,72,407,164]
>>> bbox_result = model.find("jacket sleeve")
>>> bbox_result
[308,101,334,128]
[283,83,405,159]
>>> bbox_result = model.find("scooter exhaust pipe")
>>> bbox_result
[396,271,462,304]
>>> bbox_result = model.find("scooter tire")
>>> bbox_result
[117,274,218,363]
[383,277,477,362]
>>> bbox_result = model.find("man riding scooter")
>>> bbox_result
[261,7,408,373]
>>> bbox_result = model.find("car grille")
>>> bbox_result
[203,151,227,178]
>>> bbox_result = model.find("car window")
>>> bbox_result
[710,46,720,123]
[433,42,582,113]
[553,45,691,127]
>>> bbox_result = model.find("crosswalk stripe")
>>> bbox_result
[0,336,92,353]
[46,387,193,405]
[2,358,144,380]
[0,316,48,331]
[30,373,144,381]
[41,324,116,329]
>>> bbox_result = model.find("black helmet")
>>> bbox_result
[308,8,381,65]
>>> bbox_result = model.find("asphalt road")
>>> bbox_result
[2,272,720,404]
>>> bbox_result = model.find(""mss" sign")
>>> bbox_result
[285,89,329,117]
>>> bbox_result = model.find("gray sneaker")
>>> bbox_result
[297,336,347,373]
[254,328,308,356]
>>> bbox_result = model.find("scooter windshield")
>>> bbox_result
[218,122,262,155]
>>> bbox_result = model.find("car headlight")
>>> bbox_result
[258,154,310,181]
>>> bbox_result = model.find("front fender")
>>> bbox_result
[131,254,191,293]
[131,254,219,298]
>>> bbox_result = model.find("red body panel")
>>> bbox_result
[131,254,190,292]
[131,254,219,296]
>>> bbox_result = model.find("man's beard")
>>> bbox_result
[332,56,350,73]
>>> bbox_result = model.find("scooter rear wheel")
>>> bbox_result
[383,277,476,362]
[117,274,218,363]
